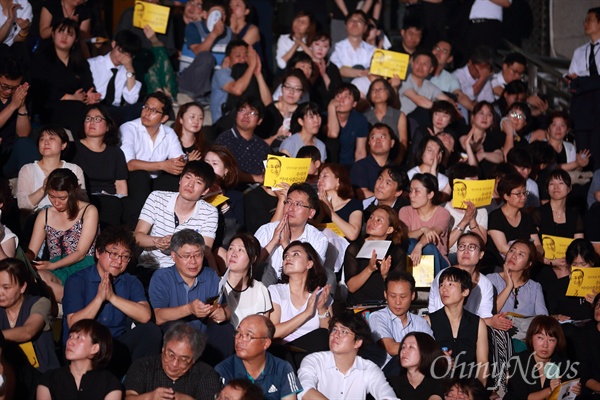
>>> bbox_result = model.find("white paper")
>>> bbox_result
[356,240,391,259]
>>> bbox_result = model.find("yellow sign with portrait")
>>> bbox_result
[369,50,410,80]
[541,235,573,260]
[409,255,434,288]
[565,267,600,297]
[264,156,310,188]
[133,1,170,34]
[315,223,345,238]
[451,179,495,209]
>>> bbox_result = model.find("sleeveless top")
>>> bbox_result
[0,295,60,372]
[45,204,96,258]
[429,308,479,370]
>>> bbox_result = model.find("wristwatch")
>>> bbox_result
[126,71,135,78]
[318,310,330,319]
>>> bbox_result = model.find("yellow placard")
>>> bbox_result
[409,255,434,288]
[133,1,170,34]
[369,50,410,80]
[451,179,495,209]
[264,156,310,188]
[19,341,39,368]
[204,194,229,207]
[542,235,573,260]
[548,379,580,400]
[565,267,600,297]
[315,223,345,238]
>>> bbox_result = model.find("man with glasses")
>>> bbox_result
[120,91,186,227]
[63,226,162,378]
[88,29,142,125]
[255,183,328,285]
[215,315,301,400]
[125,322,222,400]
[215,97,270,184]
[298,313,396,399]
[330,10,375,80]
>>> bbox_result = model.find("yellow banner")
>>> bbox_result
[315,223,345,237]
[542,235,573,260]
[409,255,434,288]
[264,156,310,188]
[369,50,410,80]
[133,1,170,34]
[204,193,229,207]
[451,179,495,209]
[565,267,600,297]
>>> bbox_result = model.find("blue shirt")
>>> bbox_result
[210,68,233,122]
[215,353,302,400]
[350,154,384,192]
[149,265,219,332]
[336,110,369,166]
[62,265,147,343]
[214,127,270,175]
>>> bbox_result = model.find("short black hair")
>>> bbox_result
[296,145,322,162]
[290,102,320,133]
[114,29,142,56]
[446,163,479,186]
[402,16,424,32]
[439,266,472,292]
[503,52,527,67]
[225,39,248,56]
[287,182,319,210]
[0,55,24,80]
[95,225,136,255]
[345,9,368,24]
[589,7,600,21]
[385,270,415,293]
[469,45,493,66]
[236,96,265,120]
[69,319,113,369]
[329,312,372,346]
[496,172,526,198]
[503,80,527,95]
[182,160,217,190]
[146,91,173,120]
[379,165,408,192]
[334,82,360,103]
[506,147,532,169]
[565,238,598,267]
[411,50,438,71]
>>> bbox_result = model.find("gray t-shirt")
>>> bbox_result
[399,74,442,115]
[279,133,327,162]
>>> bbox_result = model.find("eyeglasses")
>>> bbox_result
[237,108,259,116]
[509,112,526,120]
[142,104,164,115]
[84,116,106,123]
[163,349,193,366]
[433,45,449,55]
[105,250,131,263]
[509,190,529,198]
[282,84,303,94]
[186,1,203,8]
[233,331,268,341]
[283,200,311,209]
[330,327,355,337]
[175,252,204,262]
[0,82,18,92]
[457,243,480,252]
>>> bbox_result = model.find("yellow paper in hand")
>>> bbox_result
[451,179,495,209]
[369,50,410,80]
[565,267,600,297]
[133,1,171,34]
[410,255,434,288]
[19,341,39,368]
[264,156,310,188]
[205,194,229,207]
[316,223,345,238]
[541,235,573,260]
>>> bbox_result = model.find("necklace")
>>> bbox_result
[61,0,76,19]
[551,208,564,219]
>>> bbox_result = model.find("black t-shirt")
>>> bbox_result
[72,142,128,194]
[391,374,444,400]
[531,202,584,239]
[43,0,91,24]
[41,366,122,400]
[458,126,506,178]
[244,186,278,234]
[486,208,537,266]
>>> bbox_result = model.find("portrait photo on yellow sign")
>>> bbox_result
[369,50,410,80]
[541,235,573,260]
[133,1,170,34]
[263,156,310,188]
[451,179,495,209]
[565,267,600,297]
[408,255,434,288]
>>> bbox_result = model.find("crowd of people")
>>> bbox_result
[0,0,599,399]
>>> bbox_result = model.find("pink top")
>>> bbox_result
[399,205,451,263]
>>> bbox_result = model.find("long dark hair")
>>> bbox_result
[228,232,261,288]
[174,102,205,155]
[281,241,327,292]
[46,168,87,219]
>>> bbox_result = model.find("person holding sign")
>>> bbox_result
[329,10,375,80]
[0,258,59,373]
[400,173,451,274]
[344,205,406,307]
[505,316,581,400]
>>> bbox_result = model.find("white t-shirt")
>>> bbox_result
[222,279,273,328]
[268,283,321,343]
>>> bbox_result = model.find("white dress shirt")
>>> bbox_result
[119,118,184,178]
[469,0,511,21]
[453,64,495,103]
[0,0,32,46]
[88,53,142,106]
[276,34,305,70]
[298,351,398,400]
[569,40,600,77]
[330,38,375,70]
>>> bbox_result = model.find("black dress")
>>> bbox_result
[40,366,122,400]
[485,208,537,267]
[391,374,444,400]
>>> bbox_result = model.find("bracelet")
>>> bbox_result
[455,226,464,232]
[18,31,28,37]
[17,111,28,116]
[318,310,330,319]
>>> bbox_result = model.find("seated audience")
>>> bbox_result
[409,100,459,162]
[221,233,273,328]
[39,0,91,41]
[228,0,261,54]
[315,164,363,241]
[393,17,423,56]
[297,313,397,399]
[424,267,489,385]
[124,322,222,400]
[487,239,548,316]
[505,315,581,400]
[37,319,121,400]
[119,92,184,227]
[407,136,452,198]
[391,332,446,399]
[400,173,451,274]
[443,378,488,400]
[506,146,540,208]
[577,293,600,398]
[307,32,342,111]
[368,271,433,376]
[501,102,533,156]
[276,10,314,71]
[27,169,98,302]
[62,226,161,378]
[329,10,375,80]
[17,126,85,213]
[134,161,217,271]
[268,242,331,352]
[216,315,301,400]
[452,45,495,111]
[362,165,409,221]
[280,102,326,161]
[350,123,396,200]
[430,40,461,95]
[174,102,204,161]
[215,378,264,400]
[344,206,406,306]
[73,105,128,228]
[0,258,59,372]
